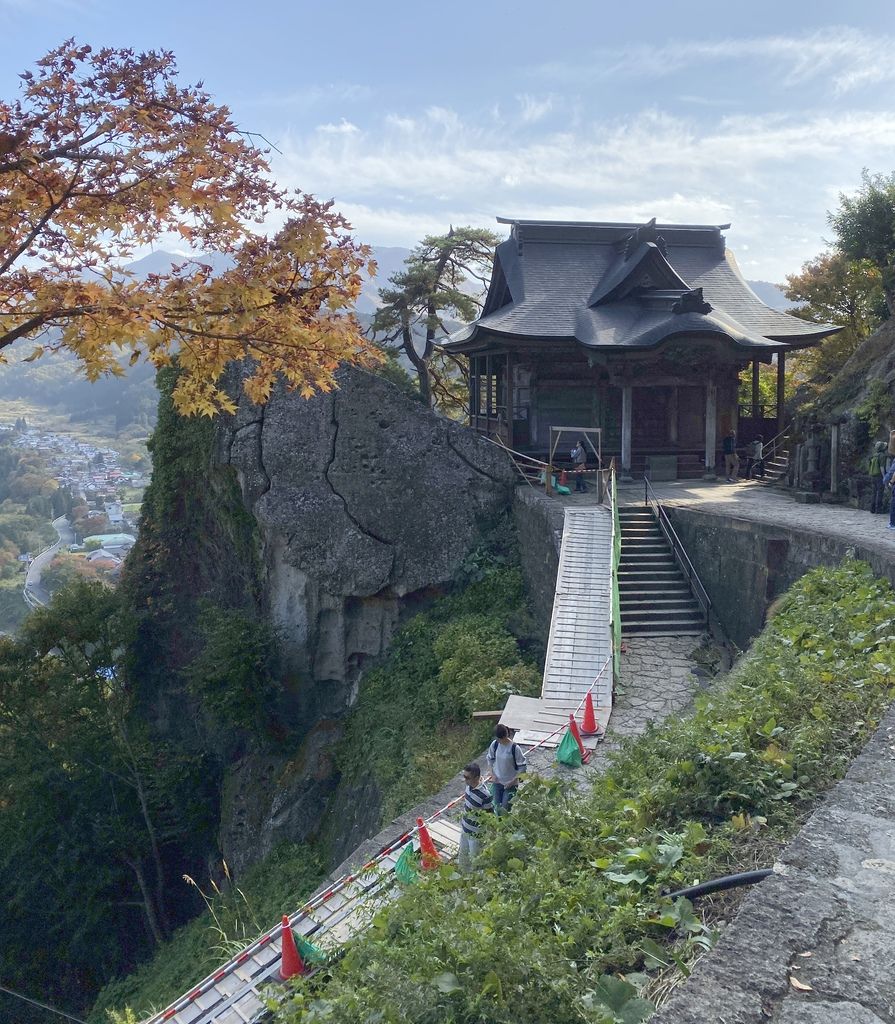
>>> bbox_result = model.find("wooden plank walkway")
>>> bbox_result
[503,506,614,747]
[144,821,463,1024]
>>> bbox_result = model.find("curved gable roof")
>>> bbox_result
[446,219,839,353]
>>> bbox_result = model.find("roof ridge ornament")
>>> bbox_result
[623,218,668,259]
[672,287,713,315]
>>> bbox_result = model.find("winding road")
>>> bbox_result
[23,515,74,609]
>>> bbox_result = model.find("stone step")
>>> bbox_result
[618,593,700,606]
[617,569,686,582]
[618,581,688,598]
[621,540,668,551]
[622,620,706,636]
[621,605,704,622]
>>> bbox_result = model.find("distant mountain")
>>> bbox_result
[746,280,791,312]
[124,250,235,279]
[121,247,409,315]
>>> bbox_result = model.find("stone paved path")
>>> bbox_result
[558,478,895,557]
[527,634,707,782]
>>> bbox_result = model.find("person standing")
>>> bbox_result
[458,762,493,872]
[869,441,888,514]
[486,724,527,814]
[750,436,765,479]
[571,439,588,492]
[888,427,895,473]
[884,460,895,530]
[722,430,739,483]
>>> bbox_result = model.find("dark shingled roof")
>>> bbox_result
[446,219,838,353]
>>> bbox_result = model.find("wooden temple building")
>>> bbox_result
[444,218,838,478]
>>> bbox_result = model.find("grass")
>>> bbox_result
[269,560,895,1024]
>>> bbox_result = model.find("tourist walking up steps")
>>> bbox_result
[487,724,527,814]
[723,430,739,482]
[884,460,895,530]
[459,762,494,872]
[748,436,765,479]
[870,441,888,514]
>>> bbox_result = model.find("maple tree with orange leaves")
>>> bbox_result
[0,41,378,415]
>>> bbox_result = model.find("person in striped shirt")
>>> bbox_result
[459,762,494,872]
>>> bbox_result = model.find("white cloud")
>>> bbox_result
[315,119,360,135]
[270,103,895,281]
[517,94,554,123]
[537,27,895,96]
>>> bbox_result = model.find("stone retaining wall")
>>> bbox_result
[512,486,565,634]
[664,505,895,649]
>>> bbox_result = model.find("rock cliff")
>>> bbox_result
[213,367,515,871]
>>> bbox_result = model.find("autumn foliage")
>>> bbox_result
[0,41,377,414]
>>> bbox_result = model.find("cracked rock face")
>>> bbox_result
[217,366,515,699]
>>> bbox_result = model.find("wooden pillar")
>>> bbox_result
[830,423,839,494]
[485,354,492,419]
[776,352,786,435]
[668,386,679,445]
[621,385,633,477]
[704,380,717,475]
[751,360,760,421]
[505,353,514,449]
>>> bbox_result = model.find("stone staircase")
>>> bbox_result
[762,446,789,482]
[617,508,706,635]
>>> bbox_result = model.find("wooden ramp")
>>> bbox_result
[502,506,614,748]
[144,821,462,1024]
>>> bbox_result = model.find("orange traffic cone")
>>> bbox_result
[417,817,441,870]
[568,714,591,764]
[279,915,306,980]
[559,469,568,486]
[580,692,601,736]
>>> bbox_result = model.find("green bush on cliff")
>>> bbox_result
[90,842,323,1023]
[338,561,542,823]
[274,561,895,1024]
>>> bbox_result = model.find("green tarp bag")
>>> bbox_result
[555,727,583,767]
[296,932,328,964]
[394,843,420,884]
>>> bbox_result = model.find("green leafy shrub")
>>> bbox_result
[337,562,540,822]
[184,602,280,734]
[91,843,323,1023]
[274,561,895,1024]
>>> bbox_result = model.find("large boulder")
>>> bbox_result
[213,368,516,872]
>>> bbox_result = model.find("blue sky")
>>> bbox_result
[3,0,895,282]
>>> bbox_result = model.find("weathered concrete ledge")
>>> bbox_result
[655,702,895,1024]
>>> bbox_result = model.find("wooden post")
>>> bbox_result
[668,386,679,445]
[505,352,514,450]
[621,385,632,477]
[776,352,786,435]
[830,423,839,495]
[704,379,717,476]
[751,360,760,421]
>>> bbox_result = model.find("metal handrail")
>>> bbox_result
[642,477,713,626]
[761,425,789,464]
